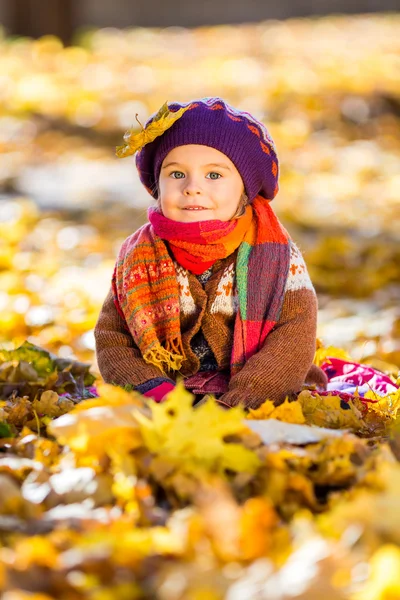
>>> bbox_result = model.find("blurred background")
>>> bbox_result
[0,0,399,377]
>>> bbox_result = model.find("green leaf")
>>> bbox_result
[0,421,13,438]
[0,341,55,378]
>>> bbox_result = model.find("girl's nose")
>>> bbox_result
[183,177,202,195]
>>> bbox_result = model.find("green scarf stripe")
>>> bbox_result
[124,276,177,297]
[231,361,244,369]
[121,292,179,323]
[236,242,252,320]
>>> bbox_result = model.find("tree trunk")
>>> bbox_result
[9,0,74,45]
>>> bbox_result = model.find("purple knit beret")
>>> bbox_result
[135,97,279,202]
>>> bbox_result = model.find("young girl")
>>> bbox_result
[94,97,328,409]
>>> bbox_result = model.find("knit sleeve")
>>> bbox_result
[219,243,319,409]
[94,286,175,390]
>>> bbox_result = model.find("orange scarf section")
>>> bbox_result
[147,203,254,275]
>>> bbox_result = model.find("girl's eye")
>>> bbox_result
[170,171,222,180]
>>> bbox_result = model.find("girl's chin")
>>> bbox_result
[173,210,217,222]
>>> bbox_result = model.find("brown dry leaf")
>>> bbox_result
[0,474,38,519]
[0,361,39,383]
[32,390,72,418]
[5,397,34,428]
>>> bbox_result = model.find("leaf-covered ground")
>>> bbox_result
[1,13,400,599]
[0,341,400,599]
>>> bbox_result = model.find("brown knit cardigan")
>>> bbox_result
[94,241,326,409]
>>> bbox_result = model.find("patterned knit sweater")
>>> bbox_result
[94,240,324,408]
[190,266,218,371]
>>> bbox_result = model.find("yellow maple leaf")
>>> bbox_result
[136,380,260,476]
[363,387,400,420]
[247,398,306,424]
[297,390,363,430]
[314,344,352,367]
[116,102,191,158]
[246,399,275,420]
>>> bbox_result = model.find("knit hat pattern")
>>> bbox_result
[135,97,279,202]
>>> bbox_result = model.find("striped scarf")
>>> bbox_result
[112,196,291,376]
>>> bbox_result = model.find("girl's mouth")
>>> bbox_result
[183,206,208,211]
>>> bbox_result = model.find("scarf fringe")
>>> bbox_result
[143,337,185,374]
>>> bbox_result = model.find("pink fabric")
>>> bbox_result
[143,381,175,403]
[321,357,398,398]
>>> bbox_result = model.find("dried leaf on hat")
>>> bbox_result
[116,101,191,158]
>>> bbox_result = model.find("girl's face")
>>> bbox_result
[158,145,245,222]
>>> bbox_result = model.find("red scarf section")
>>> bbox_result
[148,205,253,274]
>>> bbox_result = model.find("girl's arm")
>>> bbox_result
[218,287,319,410]
[94,287,175,399]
